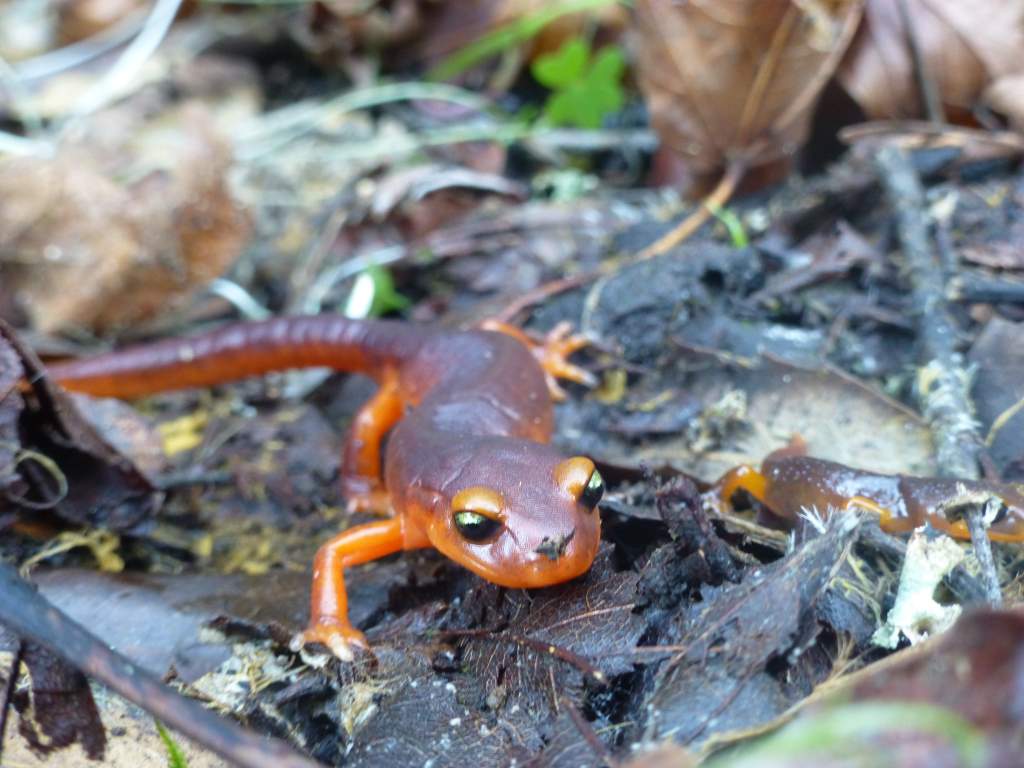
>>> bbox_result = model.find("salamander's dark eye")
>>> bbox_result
[580,470,604,509]
[454,510,503,542]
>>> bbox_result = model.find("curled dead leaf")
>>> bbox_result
[837,0,1024,123]
[56,0,147,44]
[633,0,864,182]
[0,103,250,335]
[984,73,1024,133]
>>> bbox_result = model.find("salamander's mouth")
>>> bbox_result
[534,529,575,561]
[450,517,600,589]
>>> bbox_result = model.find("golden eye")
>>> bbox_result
[580,469,604,509]
[450,487,504,543]
[453,510,503,542]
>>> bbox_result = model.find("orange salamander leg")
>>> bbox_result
[716,465,769,508]
[340,370,404,515]
[840,495,953,536]
[292,517,421,660]
[480,320,596,401]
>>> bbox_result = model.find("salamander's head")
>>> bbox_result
[426,439,602,588]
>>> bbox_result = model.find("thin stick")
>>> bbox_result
[874,145,1004,607]
[0,562,322,768]
[559,696,618,767]
[965,504,1003,607]
[441,628,607,684]
[635,160,744,261]
[897,0,945,124]
[874,145,980,480]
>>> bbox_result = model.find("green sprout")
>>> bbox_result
[531,38,625,129]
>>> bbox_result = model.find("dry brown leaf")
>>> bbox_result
[56,0,147,44]
[984,73,1024,132]
[837,0,1024,122]
[633,0,864,179]
[0,103,249,335]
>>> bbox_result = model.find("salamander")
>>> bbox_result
[715,438,1024,541]
[44,316,604,660]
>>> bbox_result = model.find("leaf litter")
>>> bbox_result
[2,2,1024,767]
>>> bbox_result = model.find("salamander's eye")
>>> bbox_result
[451,487,505,542]
[580,470,604,509]
[454,510,503,542]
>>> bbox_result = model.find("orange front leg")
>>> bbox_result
[480,320,596,401]
[341,370,404,515]
[716,464,769,508]
[291,517,422,660]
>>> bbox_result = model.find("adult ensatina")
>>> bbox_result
[715,438,1024,541]
[45,316,604,659]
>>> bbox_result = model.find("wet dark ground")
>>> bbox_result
[3,148,1024,766]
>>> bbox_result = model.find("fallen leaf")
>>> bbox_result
[0,320,159,531]
[837,0,1024,123]
[633,0,863,182]
[969,317,1024,478]
[0,103,250,335]
[2,632,107,761]
[56,0,148,44]
[984,73,1024,132]
[642,514,858,747]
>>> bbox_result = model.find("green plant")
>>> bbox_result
[345,265,411,318]
[154,721,189,768]
[707,203,749,248]
[428,0,622,82]
[531,38,625,129]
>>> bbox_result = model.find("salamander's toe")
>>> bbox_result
[291,619,370,663]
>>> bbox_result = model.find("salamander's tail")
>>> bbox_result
[46,316,429,398]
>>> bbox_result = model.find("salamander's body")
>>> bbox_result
[46,316,603,659]
[717,440,1024,541]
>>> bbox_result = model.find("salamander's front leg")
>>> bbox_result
[716,464,769,508]
[480,320,596,401]
[291,518,411,661]
[341,370,403,515]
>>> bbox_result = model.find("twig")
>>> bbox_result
[0,562,322,768]
[874,145,1002,603]
[12,12,146,83]
[207,278,272,321]
[897,0,945,124]
[874,145,980,480]
[492,272,598,324]
[441,628,607,684]
[634,160,745,261]
[67,0,183,119]
[965,503,1003,607]
[948,274,1024,305]
[559,696,618,768]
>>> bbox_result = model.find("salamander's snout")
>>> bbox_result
[427,444,604,589]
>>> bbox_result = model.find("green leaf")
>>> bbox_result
[532,38,590,90]
[155,721,189,768]
[427,0,621,82]
[368,265,411,316]
[536,41,625,129]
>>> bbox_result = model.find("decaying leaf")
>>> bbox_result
[984,73,1024,132]
[837,0,1024,123]
[1,630,107,762]
[642,514,858,747]
[56,0,148,44]
[0,103,250,335]
[0,320,159,531]
[633,0,864,180]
